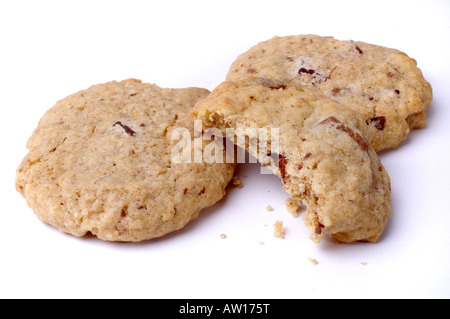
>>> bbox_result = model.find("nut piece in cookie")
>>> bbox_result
[227,34,433,151]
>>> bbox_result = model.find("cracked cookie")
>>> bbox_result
[227,34,433,151]
[16,79,235,242]
[192,78,391,243]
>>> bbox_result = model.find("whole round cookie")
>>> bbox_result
[16,79,235,242]
[192,78,391,243]
[227,34,433,151]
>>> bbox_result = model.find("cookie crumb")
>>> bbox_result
[259,241,264,245]
[361,261,368,266]
[284,198,302,218]
[266,205,273,211]
[231,176,243,188]
[273,220,284,238]
[309,258,319,265]
[220,234,227,239]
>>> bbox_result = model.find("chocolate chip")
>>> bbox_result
[366,116,386,131]
[121,208,128,217]
[113,121,136,136]
[395,89,400,95]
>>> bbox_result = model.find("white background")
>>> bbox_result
[1,0,449,299]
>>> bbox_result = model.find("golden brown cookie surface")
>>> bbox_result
[192,78,391,243]
[16,79,235,242]
[227,35,433,151]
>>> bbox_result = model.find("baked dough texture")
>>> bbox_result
[192,78,391,243]
[227,34,433,151]
[16,79,235,242]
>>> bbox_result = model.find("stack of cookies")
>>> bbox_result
[16,35,432,243]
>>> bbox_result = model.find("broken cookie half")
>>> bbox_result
[192,78,391,243]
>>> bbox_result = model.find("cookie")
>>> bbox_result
[227,34,433,151]
[16,79,235,242]
[192,78,391,243]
